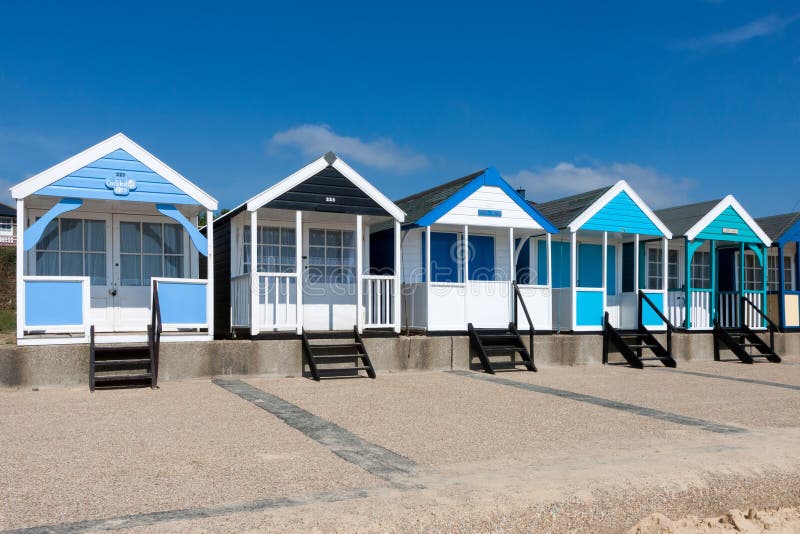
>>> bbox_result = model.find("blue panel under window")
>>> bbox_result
[576,291,604,326]
[469,234,495,281]
[537,240,547,286]
[606,245,616,295]
[516,239,530,284]
[550,241,571,289]
[578,244,602,288]
[25,280,84,326]
[429,232,459,282]
[158,281,207,324]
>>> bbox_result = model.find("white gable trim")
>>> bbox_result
[567,180,673,238]
[10,133,218,210]
[685,195,771,245]
[246,154,405,222]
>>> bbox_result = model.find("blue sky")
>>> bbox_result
[1,1,799,216]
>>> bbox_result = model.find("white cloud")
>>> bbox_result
[681,13,799,49]
[506,161,696,208]
[269,124,428,172]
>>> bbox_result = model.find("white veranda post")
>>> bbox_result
[393,220,401,333]
[206,209,214,338]
[602,231,608,316]
[356,215,363,334]
[570,231,577,330]
[295,210,303,335]
[249,210,258,336]
[16,199,24,340]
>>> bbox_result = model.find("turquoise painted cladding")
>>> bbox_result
[158,281,207,324]
[576,290,604,326]
[695,206,761,243]
[641,292,665,327]
[25,280,83,326]
[35,149,200,205]
[580,191,663,236]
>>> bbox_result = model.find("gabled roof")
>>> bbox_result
[654,199,723,237]
[531,186,612,230]
[10,133,218,210]
[532,180,672,237]
[395,167,558,233]
[0,202,15,218]
[755,212,800,243]
[659,195,770,245]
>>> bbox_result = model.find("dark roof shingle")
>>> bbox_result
[654,199,722,237]
[528,186,612,229]
[393,169,486,225]
[755,212,800,241]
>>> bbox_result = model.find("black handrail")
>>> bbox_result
[148,280,162,389]
[89,325,96,392]
[512,281,535,362]
[741,294,777,352]
[638,290,674,357]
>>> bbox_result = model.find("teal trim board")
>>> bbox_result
[23,198,83,251]
[580,191,663,236]
[695,206,760,244]
[157,281,207,324]
[576,290,604,326]
[35,149,200,205]
[156,204,208,256]
[25,279,83,326]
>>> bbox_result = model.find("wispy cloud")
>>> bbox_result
[681,13,800,49]
[506,161,696,208]
[269,124,428,172]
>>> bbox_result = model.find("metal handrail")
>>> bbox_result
[638,290,674,358]
[741,294,777,351]
[149,280,162,389]
[512,281,535,363]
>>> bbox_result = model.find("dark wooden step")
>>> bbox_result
[483,345,526,354]
[94,373,152,383]
[95,358,151,369]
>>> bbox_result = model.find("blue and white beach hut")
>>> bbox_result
[655,196,772,330]
[755,212,800,330]
[533,180,673,332]
[11,133,218,346]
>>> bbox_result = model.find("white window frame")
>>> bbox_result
[33,216,108,286]
[119,220,186,287]
[691,250,711,289]
[243,224,297,274]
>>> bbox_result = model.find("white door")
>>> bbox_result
[112,214,190,331]
[302,225,358,330]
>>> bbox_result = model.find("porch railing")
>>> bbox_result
[718,291,764,329]
[231,273,251,327]
[363,275,395,328]
[742,294,777,350]
[255,272,298,331]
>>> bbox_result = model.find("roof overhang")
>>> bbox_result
[685,195,771,246]
[10,133,218,211]
[245,153,405,222]
[567,180,673,239]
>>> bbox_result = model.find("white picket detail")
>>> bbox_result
[364,275,395,328]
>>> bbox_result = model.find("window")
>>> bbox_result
[308,228,356,283]
[691,251,711,289]
[243,226,296,274]
[668,249,679,289]
[646,247,662,290]
[35,217,106,285]
[768,254,796,291]
[0,217,13,234]
[120,222,184,286]
[743,252,763,291]
[786,256,795,291]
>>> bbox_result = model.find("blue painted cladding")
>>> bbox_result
[641,292,665,327]
[537,240,548,285]
[606,245,616,295]
[550,241,571,289]
[695,206,761,243]
[581,191,663,236]
[158,281,207,324]
[578,244,602,287]
[25,280,83,326]
[776,219,800,244]
[516,239,531,284]
[429,232,459,282]
[469,235,495,281]
[35,149,200,205]
[576,290,604,326]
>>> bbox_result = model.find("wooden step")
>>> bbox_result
[94,373,152,383]
[95,358,151,369]
[483,345,525,354]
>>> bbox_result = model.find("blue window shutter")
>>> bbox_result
[537,239,548,286]
[578,244,603,288]
[468,235,495,281]
[431,232,459,282]
[606,245,616,295]
[550,241,571,289]
[516,238,530,284]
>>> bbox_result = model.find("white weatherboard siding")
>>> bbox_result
[402,228,424,283]
[435,186,544,229]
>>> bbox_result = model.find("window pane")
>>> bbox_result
[86,253,106,285]
[243,225,251,244]
[120,254,141,286]
[327,247,342,266]
[309,229,325,246]
[327,230,342,246]
[60,219,83,251]
[61,252,83,276]
[142,223,162,254]
[36,252,59,275]
[142,254,163,281]
[164,224,183,254]
[84,220,106,252]
[264,245,279,267]
[281,228,295,245]
[38,219,59,251]
[120,222,141,253]
[281,245,296,267]
[262,227,279,245]
[165,255,183,278]
[342,231,355,247]
[342,247,356,267]
[309,246,325,265]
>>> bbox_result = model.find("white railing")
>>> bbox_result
[690,290,712,329]
[742,292,765,329]
[255,272,298,331]
[717,292,738,328]
[667,290,685,328]
[231,273,251,327]
[363,275,395,328]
